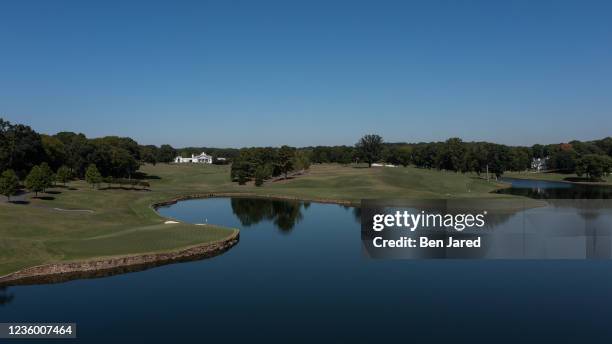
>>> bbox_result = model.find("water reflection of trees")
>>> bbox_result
[352,207,362,224]
[0,286,14,306]
[230,198,304,232]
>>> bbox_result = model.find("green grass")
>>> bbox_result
[0,163,511,276]
[505,171,612,185]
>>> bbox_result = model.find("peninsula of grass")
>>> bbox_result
[1,163,514,277]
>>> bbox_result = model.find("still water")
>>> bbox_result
[498,177,612,199]
[2,184,612,342]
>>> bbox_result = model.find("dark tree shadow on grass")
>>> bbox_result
[9,200,30,205]
[33,196,55,201]
[46,190,62,195]
[99,186,151,192]
[270,176,297,183]
[132,171,161,180]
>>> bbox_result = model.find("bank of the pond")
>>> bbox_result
[0,229,239,286]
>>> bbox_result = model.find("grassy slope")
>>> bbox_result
[0,163,510,276]
[505,171,612,185]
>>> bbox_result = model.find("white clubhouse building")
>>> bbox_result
[174,152,213,164]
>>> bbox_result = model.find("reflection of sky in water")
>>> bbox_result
[502,178,573,189]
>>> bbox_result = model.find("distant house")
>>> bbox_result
[531,157,548,172]
[174,152,213,164]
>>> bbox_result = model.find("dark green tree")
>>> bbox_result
[25,165,45,197]
[237,171,248,185]
[0,169,19,201]
[230,155,254,182]
[531,144,548,159]
[55,132,94,177]
[41,134,67,170]
[39,162,55,190]
[575,154,612,180]
[386,146,412,167]
[507,147,531,171]
[356,134,384,167]
[593,137,612,156]
[292,151,311,172]
[548,146,577,172]
[109,146,139,179]
[139,145,158,165]
[254,165,270,187]
[487,144,510,179]
[56,165,73,186]
[158,144,177,163]
[435,138,466,171]
[0,119,46,178]
[276,145,295,178]
[85,164,103,189]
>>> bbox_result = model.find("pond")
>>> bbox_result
[498,177,612,199]
[2,189,612,342]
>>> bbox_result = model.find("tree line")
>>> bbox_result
[230,146,311,186]
[307,135,611,179]
[230,134,611,183]
[0,118,179,199]
[1,117,611,200]
[0,118,180,180]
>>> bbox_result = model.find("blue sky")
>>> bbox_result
[1,0,611,147]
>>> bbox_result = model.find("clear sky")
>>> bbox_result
[1,0,611,148]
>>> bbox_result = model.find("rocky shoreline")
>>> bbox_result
[0,230,239,286]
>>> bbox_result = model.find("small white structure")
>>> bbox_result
[174,152,213,164]
[372,163,397,167]
[531,157,549,172]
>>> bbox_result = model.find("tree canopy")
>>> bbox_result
[356,134,384,167]
[0,119,46,178]
[575,154,612,180]
[25,165,47,196]
[56,166,73,185]
[0,169,19,201]
[85,164,103,189]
